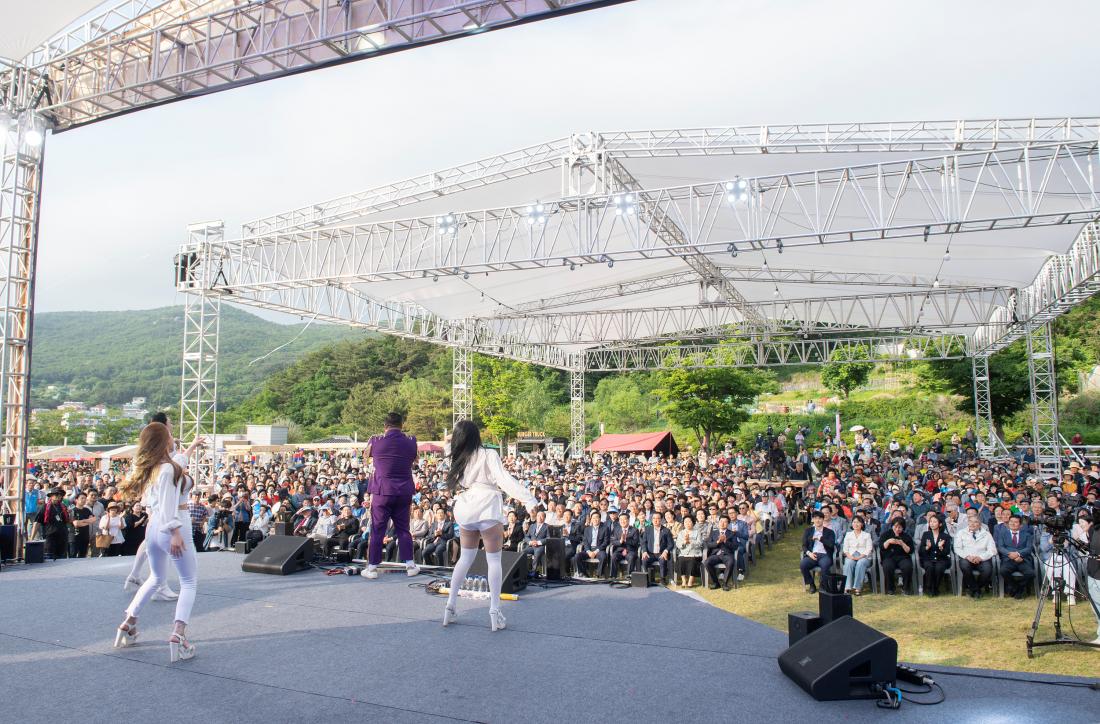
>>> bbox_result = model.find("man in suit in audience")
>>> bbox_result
[994,513,1035,599]
[640,514,675,584]
[954,514,997,598]
[610,512,639,578]
[559,509,583,575]
[799,510,836,594]
[523,510,551,574]
[575,511,609,578]
[422,508,452,566]
[705,515,744,591]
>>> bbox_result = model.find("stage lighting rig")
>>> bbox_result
[612,193,636,216]
[526,203,548,225]
[436,214,458,236]
[726,177,750,203]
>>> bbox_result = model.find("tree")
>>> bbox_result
[653,364,775,452]
[472,355,538,445]
[821,344,873,399]
[589,375,660,433]
[341,382,405,437]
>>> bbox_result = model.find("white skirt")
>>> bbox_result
[453,485,506,530]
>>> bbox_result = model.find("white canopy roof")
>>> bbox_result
[0,0,102,62]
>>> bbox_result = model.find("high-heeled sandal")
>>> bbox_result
[442,605,457,627]
[169,632,195,663]
[489,609,506,632]
[113,621,138,648]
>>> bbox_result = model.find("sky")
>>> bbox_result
[33,0,1100,318]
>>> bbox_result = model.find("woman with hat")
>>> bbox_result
[115,422,204,662]
[34,487,70,559]
[99,501,126,557]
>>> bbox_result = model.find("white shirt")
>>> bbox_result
[141,453,191,535]
[842,529,872,559]
[811,528,826,555]
[953,526,996,560]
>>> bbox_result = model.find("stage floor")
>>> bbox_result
[1,553,1096,723]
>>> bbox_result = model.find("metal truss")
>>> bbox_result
[215,142,1100,285]
[582,334,966,372]
[0,105,46,541]
[249,117,1100,235]
[1024,322,1061,477]
[505,266,979,314]
[179,221,222,487]
[972,222,1100,355]
[570,361,584,458]
[971,355,996,458]
[7,0,623,131]
[484,289,1012,345]
[452,346,471,428]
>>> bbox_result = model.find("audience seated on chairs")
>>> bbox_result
[879,517,915,595]
[559,509,582,575]
[841,514,873,595]
[918,513,952,596]
[955,512,997,598]
[705,514,744,591]
[422,509,453,565]
[640,514,675,584]
[610,512,639,578]
[329,505,360,555]
[523,510,551,574]
[799,510,835,594]
[576,511,609,578]
[994,513,1035,599]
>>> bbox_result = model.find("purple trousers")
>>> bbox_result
[368,494,413,566]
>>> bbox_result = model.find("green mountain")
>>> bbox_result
[30,306,366,411]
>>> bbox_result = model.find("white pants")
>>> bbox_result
[125,526,197,625]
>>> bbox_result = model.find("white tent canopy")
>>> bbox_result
[0,0,102,62]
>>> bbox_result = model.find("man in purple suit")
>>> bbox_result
[362,412,421,579]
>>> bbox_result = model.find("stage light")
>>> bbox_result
[437,214,458,236]
[603,255,614,268]
[433,276,439,282]
[727,244,739,258]
[932,278,940,288]
[726,177,750,203]
[463,271,470,280]
[612,193,636,216]
[943,250,951,262]
[773,287,780,298]
[762,259,769,269]
[776,239,784,254]
[526,202,548,226]
[570,263,577,271]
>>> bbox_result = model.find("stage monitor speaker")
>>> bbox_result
[24,540,44,564]
[818,590,853,624]
[273,522,292,537]
[0,524,16,560]
[630,571,650,588]
[787,611,823,646]
[234,541,250,555]
[544,537,565,580]
[778,616,897,701]
[241,535,314,575]
[468,549,527,594]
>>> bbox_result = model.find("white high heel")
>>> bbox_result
[489,609,506,632]
[113,622,138,648]
[169,633,195,663]
[443,605,457,627]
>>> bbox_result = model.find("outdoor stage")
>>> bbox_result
[2,553,1095,723]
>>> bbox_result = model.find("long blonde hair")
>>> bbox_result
[119,422,182,499]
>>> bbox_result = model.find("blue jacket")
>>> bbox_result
[994,526,1034,562]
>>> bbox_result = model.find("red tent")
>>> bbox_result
[417,442,444,454]
[586,432,679,457]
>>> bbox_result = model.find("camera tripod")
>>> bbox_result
[1025,538,1099,658]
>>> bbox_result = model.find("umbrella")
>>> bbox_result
[848,425,866,432]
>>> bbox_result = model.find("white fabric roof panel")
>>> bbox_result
[0,0,103,62]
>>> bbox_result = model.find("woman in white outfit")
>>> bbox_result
[443,420,538,631]
[114,422,204,662]
[124,412,181,601]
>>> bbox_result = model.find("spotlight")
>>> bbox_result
[603,255,614,268]
[437,214,458,236]
[943,251,951,262]
[776,239,783,254]
[932,278,940,288]
[773,288,780,298]
[725,177,750,203]
[612,192,636,216]
[570,263,577,271]
[433,276,439,282]
[762,259,769,269]
[463,271,470,280]
[527,202,548,225]
[24,128,43,147]
[727,244,739,258]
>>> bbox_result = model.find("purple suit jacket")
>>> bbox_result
[367,428,417,498]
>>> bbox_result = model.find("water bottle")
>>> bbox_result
[478,577,487,593]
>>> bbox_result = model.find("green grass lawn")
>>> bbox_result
[686,526,1099,677]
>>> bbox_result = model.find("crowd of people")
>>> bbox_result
[21,421,1100,641]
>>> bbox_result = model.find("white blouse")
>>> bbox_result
[98,514,125,544]
[459,448,536,508]
[842,529,873,559]
[141,453,191,535]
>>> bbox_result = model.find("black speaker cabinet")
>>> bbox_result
[234,540,250,554]
[544,537,566,580]
[468,549,528,594]
[778,616,897,701]
[24,539,45,564]
[787,611,823,646]
[0,524,16,560]
[818,590,853,624]
[630,571,650,588]
[241,535,314,575]
[273,522,293,536]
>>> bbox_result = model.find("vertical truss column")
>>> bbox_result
[452,345,472,427]
[0,102,47,542]
[570,358,585,459]
[971,356,996,457]
[1025,322,1061,477]
[179,221,222,488]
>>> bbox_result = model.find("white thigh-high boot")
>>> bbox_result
[486,550,504,631]
[444,547,478,625]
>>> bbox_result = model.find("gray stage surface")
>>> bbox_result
[1,553,1096,723]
